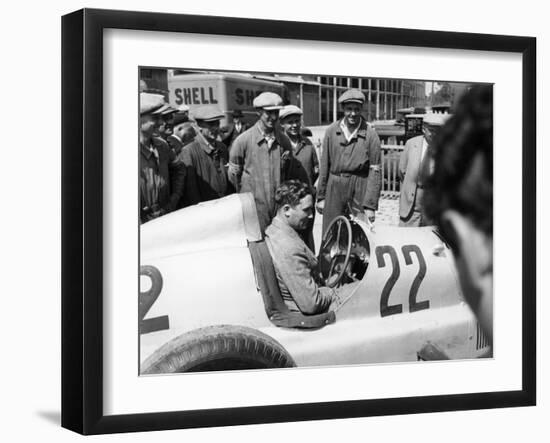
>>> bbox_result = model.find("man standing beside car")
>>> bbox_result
[228,92,308,232]
[316,89,382,235]
[279,105,319,187]
[139,92,186,223]
[398,113,450,227]
[179,104,233,206]
[279,104,319,251]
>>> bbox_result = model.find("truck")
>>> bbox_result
[167,72,288,125]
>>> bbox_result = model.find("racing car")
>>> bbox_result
[139,193,491,374]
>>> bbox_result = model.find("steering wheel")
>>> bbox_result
[318,216,353,288]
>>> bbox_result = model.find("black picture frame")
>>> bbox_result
[61,8,536,435]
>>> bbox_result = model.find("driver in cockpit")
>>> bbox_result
[265,180,359,315]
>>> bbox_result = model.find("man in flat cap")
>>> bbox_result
[398,112,451,227]
[280,105,319,187]
[228,92,308,232]
[139,92,186,223]
[167,113,195,157]
[179,104,233,206]
[316,88,382,235]
[221,109,250,149]
[279,104,319,250]
[154,103,178,142]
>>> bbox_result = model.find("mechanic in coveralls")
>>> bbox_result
[423,85,493,345]
[265,180,359,315]
[316,89,382,235]
[228,92,308,232]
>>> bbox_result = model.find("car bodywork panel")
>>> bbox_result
[139,193,490,372]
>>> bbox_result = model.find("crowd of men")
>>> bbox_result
[139,88,384,239]
[139,85,493,342]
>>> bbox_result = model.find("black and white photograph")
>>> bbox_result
[138,67,494,375]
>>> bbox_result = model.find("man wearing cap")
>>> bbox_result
[167,105,192,154]
[179,104,232,206]
[221,110,250,149]
[280,105,319,187]
[279,104,319,250]
[153,103,178,142]
[139,92,186,223]
[167,113,195,157]
[228,92,308,232]
[316,89,382,235]
[177,104,190,121]
[398,112,450,227]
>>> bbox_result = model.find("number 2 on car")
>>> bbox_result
[375,244,429,317]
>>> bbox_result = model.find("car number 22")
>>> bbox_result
[375,245,428,317]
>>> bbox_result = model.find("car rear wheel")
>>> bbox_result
[141,325,296,374]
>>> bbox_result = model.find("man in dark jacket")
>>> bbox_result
[316,89,382,235]
[221,109,250,148]
[139,93,186,223]
[279,105,319,186]
[179,105,233,206]
[167,113,195,157]
[167,105,191,154]
[279,104,319,251]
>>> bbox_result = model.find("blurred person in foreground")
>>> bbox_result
[423,85,493,344]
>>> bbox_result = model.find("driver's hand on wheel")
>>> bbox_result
[316,199,325,215]
[365,209,375,223]
[356,209,375,224]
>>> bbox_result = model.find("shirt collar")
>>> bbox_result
[339,117,365,142]
[254,121,280,148]
[336,118,368,140]
[140,142,158,160]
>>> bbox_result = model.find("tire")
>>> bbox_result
[141,325,296,374]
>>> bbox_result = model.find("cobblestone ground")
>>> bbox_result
[312,193,400,253]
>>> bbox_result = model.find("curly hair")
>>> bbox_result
[274,180,313,211]
[423,85,493,239]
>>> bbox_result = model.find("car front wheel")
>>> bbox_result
[141,325,296,374]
